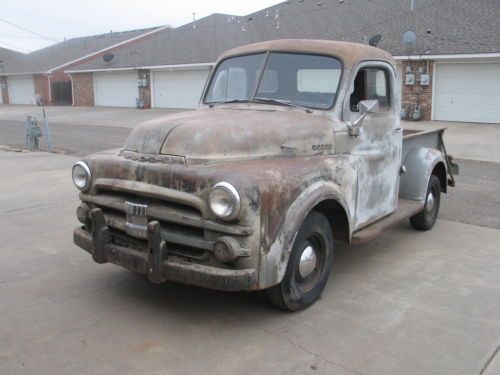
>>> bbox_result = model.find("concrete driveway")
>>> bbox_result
[1,151,499,375]
[0,104,185,129]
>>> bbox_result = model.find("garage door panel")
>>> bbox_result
[435,63,500,123]
[8,76,35,105]
[94,72,138,107]
[153,70,210,109]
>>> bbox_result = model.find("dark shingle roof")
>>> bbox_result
[1,26,166,74]
[69,0,500,72]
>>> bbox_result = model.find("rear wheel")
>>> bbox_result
[267,211,334,311]
[410,175,441,231]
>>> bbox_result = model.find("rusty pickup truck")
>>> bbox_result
[72,40,458,311]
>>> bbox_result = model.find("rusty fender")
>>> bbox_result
[259,180,352,289]
[399,147,447,201]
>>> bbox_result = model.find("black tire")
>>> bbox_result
[410,175,441,231]
[267,211,334,311]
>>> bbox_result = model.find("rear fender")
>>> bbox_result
[259,181,352,288]
[400,147,446,201]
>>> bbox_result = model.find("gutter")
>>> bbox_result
[65,62,215,74]
[394,52,500,60]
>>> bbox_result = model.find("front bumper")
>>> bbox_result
[74,208,257,291]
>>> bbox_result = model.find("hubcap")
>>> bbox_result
[426,191,435,213]
[299,245,317,278]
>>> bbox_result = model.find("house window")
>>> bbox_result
[350,68,390,112]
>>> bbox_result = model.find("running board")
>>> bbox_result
[351,198,424,244]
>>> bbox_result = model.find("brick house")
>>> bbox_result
[0,26,171,106]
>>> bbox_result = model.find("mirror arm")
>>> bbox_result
[347,112,368,137]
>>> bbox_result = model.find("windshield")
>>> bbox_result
[204,52,342,110]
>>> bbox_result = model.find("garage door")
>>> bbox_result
[94,72,138,107]
[152,69,210,109]
[8,76,35,105]
[434,62,500,123]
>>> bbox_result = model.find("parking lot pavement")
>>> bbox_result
[1,150,499,375]
[0,104,187,128]
[402,120,500,164]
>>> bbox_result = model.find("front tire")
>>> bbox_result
[267,211,334,311]
[410,175,441,231]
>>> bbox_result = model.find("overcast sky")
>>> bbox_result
[0,0,282,53]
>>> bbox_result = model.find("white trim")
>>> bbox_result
[394,52,500,60]
[2,72,43,76]
[151,70,156,108]
[431,61,437,121]
[92,72,97,107]
[65,62,214,74]
[47,25,171,73]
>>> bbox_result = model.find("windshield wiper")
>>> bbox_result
[208,99,249,107]
[254,97,312,113]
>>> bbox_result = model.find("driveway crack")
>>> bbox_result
[259,327,368,375]
[480,345,500,375]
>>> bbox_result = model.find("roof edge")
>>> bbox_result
[46,25,172,74]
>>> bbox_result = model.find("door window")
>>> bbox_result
[350,68,390,112]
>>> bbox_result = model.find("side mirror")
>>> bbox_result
[359,100,379,115]
[347,99,379,137]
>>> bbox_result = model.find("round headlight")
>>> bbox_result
[209,182,241,221]
[72,161,91,191]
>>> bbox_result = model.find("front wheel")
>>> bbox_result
[267,211,334,311]
[410,175,441,231]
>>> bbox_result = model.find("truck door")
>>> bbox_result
[343,62,402,230]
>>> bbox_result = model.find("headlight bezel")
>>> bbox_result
[72,161,91,192]
[209,182,241,221]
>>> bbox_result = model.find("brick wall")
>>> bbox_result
[71,73,94,106]
[401,60,434,121]
[138,69,151,109]
[0,76,8,104]
[33,74,50,105]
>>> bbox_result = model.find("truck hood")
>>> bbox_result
[123,107,334,164]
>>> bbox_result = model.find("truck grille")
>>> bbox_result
[79,182,251,261]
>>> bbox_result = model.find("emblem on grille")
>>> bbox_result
[125,201,148,239]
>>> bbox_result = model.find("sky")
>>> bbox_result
[0,0,282,53]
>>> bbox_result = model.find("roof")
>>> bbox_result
[219,39,394,69]
[0,47,26,73]
[68,0,500,72]
[1,26,168,74]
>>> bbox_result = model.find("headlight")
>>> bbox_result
[209,182,241,220]
[72,161,91,191]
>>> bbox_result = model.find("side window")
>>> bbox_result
[350,67,390,112]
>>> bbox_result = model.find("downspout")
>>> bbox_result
[68,73,75,106]
[45,74,52,105]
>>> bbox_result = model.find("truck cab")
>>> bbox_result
[72,40,457,311]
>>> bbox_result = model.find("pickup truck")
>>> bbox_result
[72,40,458,311]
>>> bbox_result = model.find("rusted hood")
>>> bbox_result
[123,107,334,164]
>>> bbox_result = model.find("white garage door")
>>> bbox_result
[434,62,500,123]
[153,69,210,109]
[94,72,138,107]
[8,76,35,105]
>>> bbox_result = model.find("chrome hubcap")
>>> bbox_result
[426,191,435,213]
[299,245,317,278]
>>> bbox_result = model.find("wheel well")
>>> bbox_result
[432,162,447,193]
[313,200,350,242]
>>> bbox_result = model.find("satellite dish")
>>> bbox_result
[102,53,114,63]
[402,30,417,49]
[369,34,382,47]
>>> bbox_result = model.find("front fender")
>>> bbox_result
[259,181,352,289]
[400,147,446,201]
